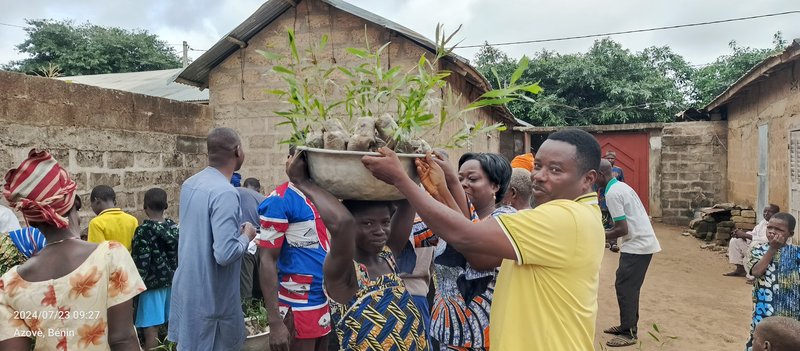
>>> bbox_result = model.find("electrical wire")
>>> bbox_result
[0,22,26,29]
[456,10,800,49]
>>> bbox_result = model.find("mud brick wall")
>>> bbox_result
[725,59,800,211]
[659,121,728,225]
[0,71,212,225]
[208,0,507,189]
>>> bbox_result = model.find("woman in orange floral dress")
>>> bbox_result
[0,149,145,350]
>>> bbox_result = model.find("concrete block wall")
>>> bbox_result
[0,71,212,225]
[208,0,505,189]
[659,121,728,225]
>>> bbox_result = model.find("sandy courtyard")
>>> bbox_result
[594,223,753,350]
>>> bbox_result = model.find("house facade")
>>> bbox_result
[705,39,800,223]
[175,0,526,188]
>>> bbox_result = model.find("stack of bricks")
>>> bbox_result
[688,203,757,245]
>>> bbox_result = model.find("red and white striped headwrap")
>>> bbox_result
[3,149,77,229]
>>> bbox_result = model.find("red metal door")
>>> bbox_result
[595,133,650,213]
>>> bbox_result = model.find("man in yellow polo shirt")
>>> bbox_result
[88,185,138,251]
[362,129,604,350]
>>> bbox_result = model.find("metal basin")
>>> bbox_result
[241,330,270,351]
[298,147,423,200]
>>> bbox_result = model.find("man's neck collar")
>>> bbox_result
[604,177,619,194]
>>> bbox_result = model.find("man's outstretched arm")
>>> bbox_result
[364,149,517,260]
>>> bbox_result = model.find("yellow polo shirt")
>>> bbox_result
[492,193,604,351]
[88,208,138,251]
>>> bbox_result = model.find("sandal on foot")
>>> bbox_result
[607,336,637,347]
[603,326,625,335]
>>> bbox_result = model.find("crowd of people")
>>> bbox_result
[0,127,799,350]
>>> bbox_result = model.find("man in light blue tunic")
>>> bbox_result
[168,128,257,350]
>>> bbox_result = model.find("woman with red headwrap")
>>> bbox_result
[0,150,145,351]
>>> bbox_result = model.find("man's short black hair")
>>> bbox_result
[458,153,512,204]
[769,203,781,212]
[90,185,116,203]
[244,178,261,189]
[144,188,168,212]
[342,200,394,217]
[547,129,601,174]
[772,212,797,235]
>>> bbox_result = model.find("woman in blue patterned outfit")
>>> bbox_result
[746,212,800,351]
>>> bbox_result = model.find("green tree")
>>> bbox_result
[476,39,692,126]
[692,32,786,106]
[4,19,182,76]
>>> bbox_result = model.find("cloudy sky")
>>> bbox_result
[1,0,798,68]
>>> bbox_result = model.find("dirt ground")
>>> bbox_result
[594,223,753,351]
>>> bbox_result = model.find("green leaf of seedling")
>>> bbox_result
[346,47,369,58]
[320,34,328,50]
[510,55,530,85]
[377,42,391,55]
[652,324,660,333]
[465,98,514,111]
[444,24,463,47]
[416,113,435,122]
[255,49,282,61]
[272,66,294,75]
[648,331,660,343]
[337,66,354,77]
[521,83,543,95]
[491,67,501,86]
[287,29,299,63]
[480,88,514,98]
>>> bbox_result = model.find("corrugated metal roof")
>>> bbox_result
[58,68,208,102]
[173,0,520,126]
[704,38,800,112]
[174,0,470,88]
[173,0,294,88]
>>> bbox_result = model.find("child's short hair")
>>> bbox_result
[772,212,797,234]
[143,188,168,212]
[342,200,394,217]
[90,185,116,203]
[243,178,261,189]
[756,316,800,350]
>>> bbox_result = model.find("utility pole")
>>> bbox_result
[182,41,189,67]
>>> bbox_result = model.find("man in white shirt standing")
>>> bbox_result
[725,204,780,280]
[596,159,661,347]
[0,204,21,233]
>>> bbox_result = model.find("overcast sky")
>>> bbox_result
[1,0,798,69]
